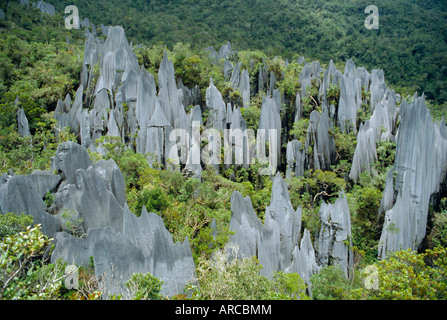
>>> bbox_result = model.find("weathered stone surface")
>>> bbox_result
[264,173,302,271]
[285,229,319,295]
[239,69,250,108]
[299,63,312,99]
[378,95,447,258]
[286,140,305,178]
[51,141,92,187]
[349,121,377,183]
[17,108,31,137]
[218,41,233,60]
[338,60,362,133]
[0,174,60,237]
[35,1,55,15]
[37,142,197,297]
[301,108,336,172]
[206,78,226,132]
[228,190,280,276]
[316,191,353,276]
[27,171,61,199]
[229,174,320,292]
[122,206,196,297]
[259,95,281,171]
[223,60,234,80]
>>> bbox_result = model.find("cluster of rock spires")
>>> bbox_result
[4,5,447,296]
[18,0,55,16]
[0,142,195,297]
[228,173,352,295]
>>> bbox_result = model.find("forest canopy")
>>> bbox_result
[44,0,447,105]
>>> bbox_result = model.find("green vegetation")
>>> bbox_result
[0,0,446,300]
[50,0,447,105]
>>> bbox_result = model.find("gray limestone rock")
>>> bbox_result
[158,51,187,129]
[370,69,386,113]
[218,42,233,60]
[285,229,319,295]
[299,63,312,99]
[378,168,395,217]
[259,95,281,172]
[349,121,378,183]
[286,140,305,178]
[35,1,55,15]
[264,173,302,271]
[302,108,336,172]
[229,174,320,288]
[230,62,241,90]
[27,171,61,199]
[17,108,31,137]
[239,69,250,108]
[0,174,60,237]
[51,204,196,298]
[223,60,234,80]
[338,60,362,133]
[206,78,227,132]
[378,95,447,258]
[316,191,353,276]
[51,141,92,187]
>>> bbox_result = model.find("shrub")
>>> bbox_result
[135,187,170,216]
[0,212,33,240]
[124,272,164,300]
[189,245,274,300]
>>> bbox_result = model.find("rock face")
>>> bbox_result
[287,107,336,178]
[35,1,55,16]
[0,142,195,297]
[378,95,447,258]
[17,108,31,137]
[228,173,352,293]
[0,173,60,237]
[315,191,353,276]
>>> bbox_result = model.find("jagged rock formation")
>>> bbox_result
[35,1,55,15]
[0,172,60,237]
[259,95,281,172]
[17,108,31,137]
[349,120,377,183]
[0,142,195,297]
[228,173,352,293]
[378,95,447,258]
[19,0,55,15]
[315,191,353,276]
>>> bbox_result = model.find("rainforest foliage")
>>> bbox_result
[0,1,446,300]
[47,0,447,105]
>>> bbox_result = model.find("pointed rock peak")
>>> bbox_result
[149,101,170,127]
[344,59,356,76]
[270,172,292,205]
